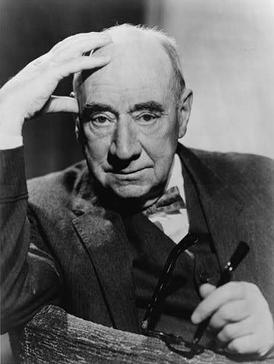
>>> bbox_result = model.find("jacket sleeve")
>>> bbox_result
[0,147,62,334]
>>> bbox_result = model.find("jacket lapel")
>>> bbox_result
[177,144,250,275]
[178,144,274,289]
[71,166,139,333]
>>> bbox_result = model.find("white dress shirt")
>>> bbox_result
[148,154,189,244]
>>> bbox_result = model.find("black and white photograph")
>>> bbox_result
[1,1,274,363]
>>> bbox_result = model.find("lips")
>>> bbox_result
[108,166,151,175]
[109,167,151,180]
[116,169,145,175]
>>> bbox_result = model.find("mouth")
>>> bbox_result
[110,167,151,180]
[116,168,147,175]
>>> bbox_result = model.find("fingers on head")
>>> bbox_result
[44,96,79,114]
[58,55,110,78]
[51,32,112,58]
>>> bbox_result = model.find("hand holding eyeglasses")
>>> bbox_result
[142,235,274,360]
[191,280,274,359]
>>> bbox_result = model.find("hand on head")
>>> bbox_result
[0,32,112,136]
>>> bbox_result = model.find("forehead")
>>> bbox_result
[78,32,173,108]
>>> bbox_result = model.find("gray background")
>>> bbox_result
[1,0,274,362]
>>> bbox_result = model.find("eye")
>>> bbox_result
[142,114,155,122]
[136,112,159,124]
[90,113,114,127]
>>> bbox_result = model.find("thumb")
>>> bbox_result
[42,95,79,114]
[199,283,216,299]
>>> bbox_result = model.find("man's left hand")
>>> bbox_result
[191,282,274,358]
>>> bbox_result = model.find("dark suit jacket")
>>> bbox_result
[1,143,274,335]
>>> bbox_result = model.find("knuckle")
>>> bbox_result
[228,281,257,298]
[218,305,231,320]
[88,31,99,37]
[242,281,259,295]
[225,281,238,292]
[64,33,84,41]
[51,34,81,51]
[247,282,259,292]
[241,283,268,309]
[230,341,244,354]
[230,337,251,354]
[223,324,235,339]
[51,40,64,52]
[209,313,220,328]
[228,333,272,356]
[223,281,243,298]
[251,343,267,358]
[29,54,48,67]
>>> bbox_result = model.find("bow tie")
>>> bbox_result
[143,186,186,217]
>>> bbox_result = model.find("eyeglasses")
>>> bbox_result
[140,232,203,359]
[141,233,250,359]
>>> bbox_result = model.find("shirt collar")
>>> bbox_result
[165,153,186,202]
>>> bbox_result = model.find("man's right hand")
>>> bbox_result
[0,32,111,136]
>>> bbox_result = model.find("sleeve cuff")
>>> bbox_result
[0,147,27,201]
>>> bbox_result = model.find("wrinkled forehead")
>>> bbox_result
[77,31,174,107]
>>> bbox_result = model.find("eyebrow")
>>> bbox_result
[82,101,165,119]
[129,101,165,113]
[83,103,118,118]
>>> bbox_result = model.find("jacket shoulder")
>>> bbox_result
[27,160,87,213]
[191,148,274,177]
[189,148,274,202]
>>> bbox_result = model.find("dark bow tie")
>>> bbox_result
[143,186,186,217]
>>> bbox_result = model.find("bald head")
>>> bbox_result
[73,24,185,101]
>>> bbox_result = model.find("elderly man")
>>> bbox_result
[1,24,274,359]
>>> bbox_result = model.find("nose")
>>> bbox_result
[109,117,141,164]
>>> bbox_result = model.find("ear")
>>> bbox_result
[178,88,193,139]
[74,116,80,142]
[71,91,82,143]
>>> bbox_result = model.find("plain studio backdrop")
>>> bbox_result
[0,0,274,362]
[147,0,274,160]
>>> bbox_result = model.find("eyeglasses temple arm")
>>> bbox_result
[142,233,199,331]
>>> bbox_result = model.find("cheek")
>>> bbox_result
[141,132,177,183]
[84,135,111,167]
[142,121,179,160]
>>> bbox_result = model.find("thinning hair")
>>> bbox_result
[73,23,186,101]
